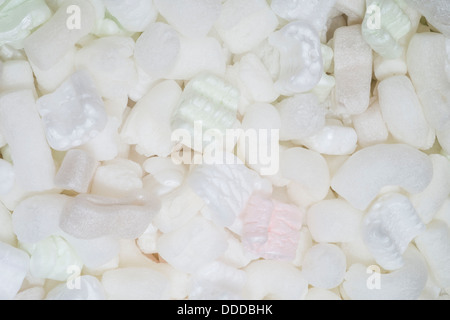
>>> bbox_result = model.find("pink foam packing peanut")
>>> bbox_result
[241,194,303,261]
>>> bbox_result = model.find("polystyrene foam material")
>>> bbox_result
[243,260,308,300]
[378,75,435,150]
[411,155,450,224]
[277,94,325,141]
[241,194,303,261]
[37,70,107,151]
[153,185,204,233]
[14,287,45,300]
[335,0,366,24]
[143,157,187,193]
[0,60,35,93]
[302,244,346,289]
[0,159,14,195]
[271,0,336,33]
[80,116,120,162]
[188,154,266,227]
[91,159,143,198]
[343,246,428,300]
[23,0,96,70]
[215,0,278,55]
[121,80,182,158]
[46,275,106,300]
[405,0,450,37]
[22,235,83,281]
[75,36,137,100]
[331,144,433,210]
[55,149,98,193]
[189,261,247,300]
[334,25,372,115]
[251,40,281,81]
[307,199,362,243]
[166,35,226,80]
[0,90,55,192]
[269,21,323,96]
[12,194,70,244]
[103,0,157,32]
[352,100,389,147]
[157,216,228,273]
[0,203,15,246]
[0,241,29,300]
[305,287,341,300]
[362,193,425,270]
[292,227,313,267]
[373,53,408,81]
[154,0,221,38]
[340,231,376,267]
[310,73,336,103]
[219,231,255,269]
[362,0,412,59]
[101,267,169,300]
[435,199,450,228]
[281,147,330,205]
[415,221,450,288]
[59,193,161,240]
[300,120,358,156]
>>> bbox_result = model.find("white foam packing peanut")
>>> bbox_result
[277,93,326,141]
[75,36,137,100]
[352,100,389,147]
[80,116,121,161]
[335,0,366,24]
[189,261,247,300]
[307,199,362,243]
[269,21,323,96]
[55,149,98,194]
[405,0,450,37]
[243,260,308,300]
[415,221,450,288]
[0,159,14,195]
[103,0,158,33]
[23,0,96,70]
[306,288,341,300]
[0,60,35,93]
[407,32,450,154]
[0,203,15,246]
[154,0,221,39]
[343,246,428,300]
[59,193,161,240]
[37,70,107,151]
[0,241,29,300]
[271,0,336,33]
[373,53,408,81]
[215,0,278,55]
[362,193,425,270]
[157,216,228,273]
[143,157,186,193]
[280,147,330,207]
[102,267,170,300]
[378,75,435,150]
[188,154,266,228]
[46,275,106,300]
[331,144,433,210]
[411,155,450,224]
[12,194,70,244]
[334,25,372,115]
[0,90,55,192]
[121,80,181,158]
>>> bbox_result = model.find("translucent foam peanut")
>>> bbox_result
[121,80,182,158]
[405,0,450,37]
[215,0,278,55]
[0,242,29,300]
[243,260,308,300]
[154,0,221,38]
[411,155,450,224]
[269,21,323,95]
[103,0,157,33]
[277,94,325,141]
[415,221,450,288]
[12,194,70,244]
[157,216,228,273]
[331,144,433,210]
[307,199,362,243]
[37,71,107,151]
[302,244,347,289]
[343,247,428,300]
[334,25,372,115]
[0,90,55,191]
[0,159,14,195]
[60,193,161,240]
[46,275,106,300]
[362,193,425,270]
[102,267,170,300]
[241,194,304,261]
[352,100,389,147]
[378,75,435,150]
[55,149,98,194]
[23,0,96,70]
